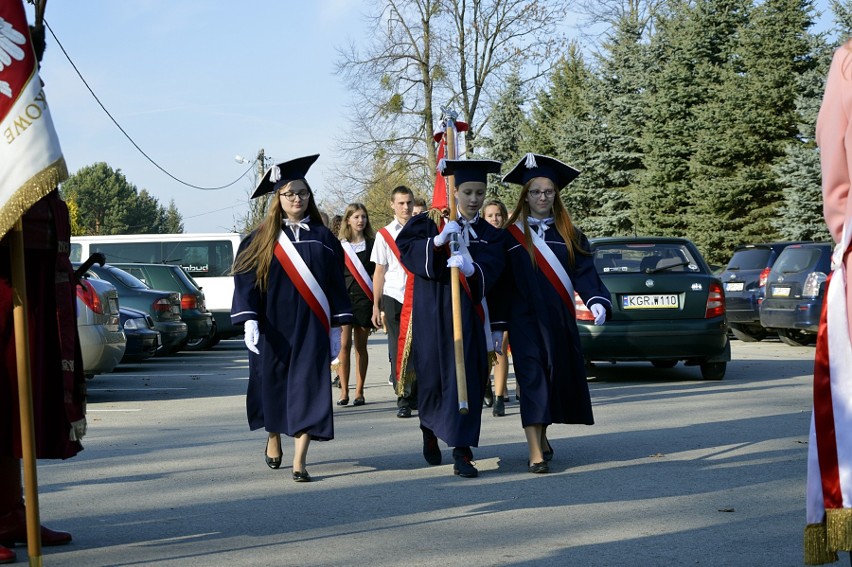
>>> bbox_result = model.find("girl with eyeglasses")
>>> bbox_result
[231,155,353,483]
[498,153,611,474]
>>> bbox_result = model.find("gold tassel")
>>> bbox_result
[395,311,416,396]
[826,508,852,552]
[805,523,839,565]
[0,158,68,240]
[395,209,445,396]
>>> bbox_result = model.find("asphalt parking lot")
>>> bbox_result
[22,334,817,566]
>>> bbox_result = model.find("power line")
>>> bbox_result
[44,19,255,191]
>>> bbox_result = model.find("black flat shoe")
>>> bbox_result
[492,397,505,417]
[528,461,550,474]
[337,398,350,406]
[353,396,365,406]
[265,437,282,470]
[292,470,311,482]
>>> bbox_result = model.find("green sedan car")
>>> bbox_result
[577,237,730,380]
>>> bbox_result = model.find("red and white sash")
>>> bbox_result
[378,227,405,266]
[341,240,374,302]
[805,221,852,562]
[273,230,331,334]
[508,222,576,316]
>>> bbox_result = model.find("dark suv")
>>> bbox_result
[759,242,832,346]
[720,242,808,341]
[111,263,216,351]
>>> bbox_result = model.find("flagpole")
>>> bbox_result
[442,110,469,415]
[10,220,43,566]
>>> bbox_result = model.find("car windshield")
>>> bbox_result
[772,247,821,274]
[726,248,771,271]
[593,243,703,275]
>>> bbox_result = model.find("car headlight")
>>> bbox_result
[802,271,827,298]
[123,318,145,330]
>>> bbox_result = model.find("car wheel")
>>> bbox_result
[651,360,678,369]
[185,322,218,351]
[777,329,815,347]
[700,361,726,380]
[729,324,767,342]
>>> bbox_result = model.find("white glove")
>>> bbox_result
[590,303,606,326]
[244,320,260,354]
[447,253,474,277]
[491,331,504,354]
[433,220,460,247]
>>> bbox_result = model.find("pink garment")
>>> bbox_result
[816,42,852,341]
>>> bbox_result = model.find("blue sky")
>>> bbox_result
[26,1,837,233]
[27,1,365,232]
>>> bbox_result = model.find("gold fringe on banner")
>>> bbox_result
[826,508,852,552]
[395,314,416,397]
[0,157,68,241]
[395,208,446,397]
[805,523,839,565]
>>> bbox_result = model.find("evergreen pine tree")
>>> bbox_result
[479,66,527,201]
[773,31,832,242]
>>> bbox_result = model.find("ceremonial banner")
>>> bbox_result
[430,121,468,211]
[431,136,448,210]
[0,0,67,240]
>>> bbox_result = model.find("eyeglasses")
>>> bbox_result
[279,190,310,201]
[528,189,556,199]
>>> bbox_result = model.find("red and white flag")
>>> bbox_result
[0,0,67,240]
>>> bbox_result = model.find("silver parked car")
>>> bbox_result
[76,274,126,377]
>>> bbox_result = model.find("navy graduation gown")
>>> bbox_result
[396,214,505,448]
[497,225,611,427]
[231,223,352,440]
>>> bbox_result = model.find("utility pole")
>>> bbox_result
[256,148,267,182]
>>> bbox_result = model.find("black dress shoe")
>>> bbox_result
[337,397,350,406]
[292,470,311,482]
[421,426,442,465]
[484,384,494,407]
[528,461,550,474]
[396,406,412,418]
[452,447,478,478]
[353,397,365,406]
[265,437,282,469]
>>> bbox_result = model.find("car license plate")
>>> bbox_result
[108,296,119,314]
[725,282,744,292]
[772,286,791,297]
[622,294,679,309]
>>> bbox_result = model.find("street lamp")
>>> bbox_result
[235,149,274,182]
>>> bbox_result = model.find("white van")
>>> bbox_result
[70,233,245,342]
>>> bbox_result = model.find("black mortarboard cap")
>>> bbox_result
[441,159,502,186]
[251,154,319,199]
[501,153,580,190]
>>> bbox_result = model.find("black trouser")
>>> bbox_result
[384,295,417,409]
